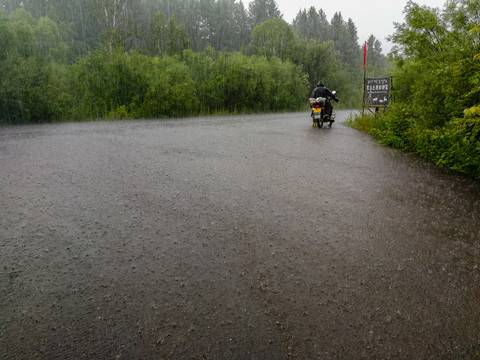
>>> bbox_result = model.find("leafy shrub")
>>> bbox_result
[349,106,480,179]
[404,104,480,179]
[348,105,415,149]
[70,49,200,120]
[184,49,308,115]
[345,112,383,134]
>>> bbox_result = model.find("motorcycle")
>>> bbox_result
[309,91,337,128]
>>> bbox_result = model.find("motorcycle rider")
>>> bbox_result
[310,81,339,118]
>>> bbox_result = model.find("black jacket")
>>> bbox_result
[311,86,338,101]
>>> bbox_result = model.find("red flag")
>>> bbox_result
[363,42,366,70]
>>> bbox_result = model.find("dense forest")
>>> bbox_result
[349,0,480,178]
[0,0,388,123]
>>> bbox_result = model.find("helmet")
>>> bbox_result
[317,81,325,87]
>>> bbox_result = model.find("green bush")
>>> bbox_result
[348,105,415,149]
[345,112,384,134]
[349,108,480,179]
[347,2,480,179]
[184,49,308,115]
[69,49,200,120]
[411,118,480,178]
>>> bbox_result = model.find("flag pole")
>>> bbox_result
[363,41,366,115]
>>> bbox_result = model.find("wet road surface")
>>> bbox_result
[1,111,480,359]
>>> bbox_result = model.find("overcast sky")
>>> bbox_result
[266,0,448,53]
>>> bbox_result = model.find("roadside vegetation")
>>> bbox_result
[348,0,480,179]
[0,0,388,124]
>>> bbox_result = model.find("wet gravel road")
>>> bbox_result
[1,111,480,359]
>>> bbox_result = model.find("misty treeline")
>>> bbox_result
[350,0,480,178]
[0,0,387,123]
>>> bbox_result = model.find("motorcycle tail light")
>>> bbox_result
[314,105,320,108]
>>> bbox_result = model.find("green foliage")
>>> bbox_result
[350,104,480,179]
[348,104,415,149]
[147,13,190,57]
[142,55,199,118]
[291,6,387,107]
[224,55,273,112]
[464,105,480,119]
[69,48,199,120]
[350,108,480,180]
[34,16,69,61]
[67,45,309,121]
[348,0,480,179]
[374,105,415,149]
[388,0,480,125]
[413,115,480,178]
[365,34,387,76]
[346,112,385,134]
[249,18,296,61]
[0,9,70,124]
[269,56,310,111]
[184,48,308,114]
[248,0,282,28]
[183,48,226,114]
[1,0,392,123]
[292,7,330,44]
[292,39,338,86]
[0,58,71,123]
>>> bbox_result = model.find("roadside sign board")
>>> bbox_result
[365,77,391,107]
